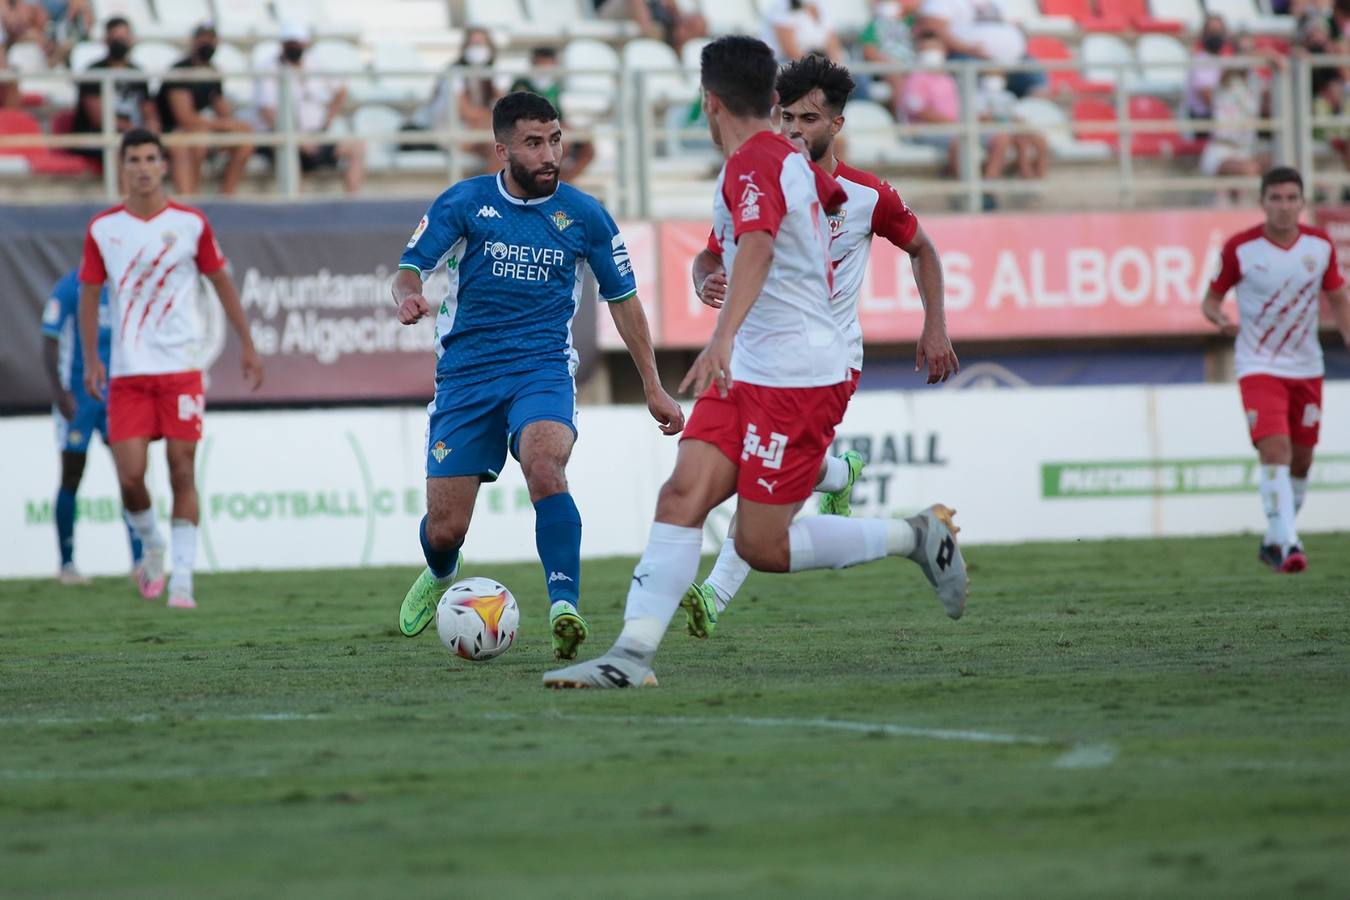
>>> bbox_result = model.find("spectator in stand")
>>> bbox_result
[254,21,365,193]
[916,0,1043,98]
[71,16,159,162]
[859,0,920,116]
[509,46,595,183]
[422,26,500,169]
[157,23,254,195]
[1311,67,1350,197]
[1297,9,1335,52]
[979,70,1047,182]
[1200,67,1266,202]
[0,20,13,109]
[1185,15,1232,123]
[594,0,706,52]
[761,0,843,62]
[40,0,92,65]
[2,0,49,46]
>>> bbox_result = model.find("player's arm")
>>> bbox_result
[902,225,959,384]
[608,296,684,435]
[205,268,264,390]
[166,87,202,130]
[691,246,726,309]
[679,231,774,398]
[1203,236,1240,337]
[393,267,431,324]
[77,282,106,401]
[1326,284,1350,349]
[42,331,76,420]
[1200,286,1238,337]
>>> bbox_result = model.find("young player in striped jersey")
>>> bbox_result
[681,54,960,638]
[1201,166,1350,573]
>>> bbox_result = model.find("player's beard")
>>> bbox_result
[804,133,831,164]
[508,156,560,198]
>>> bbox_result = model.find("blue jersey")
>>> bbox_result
[41,269,111,393]
[399,172,637,384]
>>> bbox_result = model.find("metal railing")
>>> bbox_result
[1,55,1347,215]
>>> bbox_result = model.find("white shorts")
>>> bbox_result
[1200,140,1251,176]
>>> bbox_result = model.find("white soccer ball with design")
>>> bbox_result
[436,577,519,661]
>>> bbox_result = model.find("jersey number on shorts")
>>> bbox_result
[178,393,205,422]
[742,423,787,470]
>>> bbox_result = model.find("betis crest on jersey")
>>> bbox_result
[550,210,574,231]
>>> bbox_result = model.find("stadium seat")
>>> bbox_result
[352,103,403,171]
[70,41,105,72]
[464,0,525,30]
[364,40,436,105]
[517,0,630,40]
[1039,0,1127,33]
[561,39,620,120]
[1026,36,1110,97]
[1072,95,1201,157]
[1150,0,1205,32]
[1112,0,1184,34]
[213,0,277,40]
[250,40,281,73]
[5,41,75,106]
[90,0,155,33]
[841,99,941,168]
[622,38,693,106]
[211,41,252,107]
[152,0,212,40]
[998,0,1075,36]
[1202,0,1295,36]
[0,108,96,175]
[1014,96,1112,162]
[1133,34,1189,95]
[129,40,182,75]
[828,0,873,33]
[1081,34,1137,90]
[697,0,759,36]
[680,37,710,74]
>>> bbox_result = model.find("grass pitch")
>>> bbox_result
[2,533,1348,899]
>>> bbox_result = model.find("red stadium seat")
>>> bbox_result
[1113,0,1185,33]
[0,108,98,175]
[1039,0,1127,32]
[1072,96,1203,158]
[1027,36,1112,96]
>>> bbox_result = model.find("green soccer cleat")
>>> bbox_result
[399,553,460,638]
[681,582,719,639]
[549,600,589,660]
[818,450,865,516]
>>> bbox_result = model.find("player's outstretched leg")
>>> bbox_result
[401,515,462,637]
[680,582,719,639]
[817,450,865,516]
[534,492,588,660]
[904,505,969,619]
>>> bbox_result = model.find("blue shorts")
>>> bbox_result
[54,388,107,454]
[425,367,577,480]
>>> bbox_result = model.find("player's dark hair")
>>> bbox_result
[776,53,856,116]
[1261,166,1304,197]
[492,91,559,140]
[119,127,163,160]
[700,35,777,119]
[530,46,557,61]
[105,15,130,32]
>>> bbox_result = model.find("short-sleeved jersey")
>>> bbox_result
[1209,224,1345,379]
[709,153,907,374]
[41,268,112,393]
[710,131,848,388]
[157,57,224,133]
[80,201,227,377]
[399,172,637,384]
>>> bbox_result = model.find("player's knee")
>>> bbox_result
[424,513,467,551]
[735,531,789,573]
[521,456,567,497]
[653,477,706,527]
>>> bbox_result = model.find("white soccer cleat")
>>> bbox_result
[167,591,197,610]
[542,649,658,689]
[57,563,92,587]
[138,546,166,600]
[907,504,969,620]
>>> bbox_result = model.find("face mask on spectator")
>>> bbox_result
[464,44,492,66]
[196,42,217,63]
[282,43,304,63]
[107,38,130,60]
[980,74,1006,94]
[919,48,945,66]
[877,1,902,19]
[1202,33,1225,53]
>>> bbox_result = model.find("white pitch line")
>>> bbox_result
[1052,743,1119,769]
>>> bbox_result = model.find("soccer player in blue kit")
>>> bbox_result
[393,92,684,659]
[41,267,143,585]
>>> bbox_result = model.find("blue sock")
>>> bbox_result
[123,510,144,566]
[55,488,76,566]
[419,515,460,580]
[534,492,582,607]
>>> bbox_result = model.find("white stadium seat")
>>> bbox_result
[999,0,1076,36]
[622,38,693,106]
[151,0,212,40]
[464,0,525,29]
[561,39,620,120]
[250,40,281,73]
[828,0,873,32]
[842,100,942,168]
[130,40,182,74]
[1150,0,1204,31]
[211,41,253,108]
[352,103,404,171]
[7,41,76,106]
[1134,34,1189,95]
[1081,33,1137,89]
[213,0,277,40]
[90,0,155,32]
[6,40,46,74]
[680,36,710,74]
[363,40,436,105]
[1014,97,1113,163]
[70,41,106,72]
[1203,0,1296,35]
[697,0,759,35]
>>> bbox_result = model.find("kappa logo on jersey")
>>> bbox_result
[741,423,787,470]
[407,214,429,248]
[431,441,451,463]
[476,206,502,219]
[550,210,574,231]
[611,233,632,277]
[1302,403,1322,428]
[738,172,763,222]
[177,393,205,422]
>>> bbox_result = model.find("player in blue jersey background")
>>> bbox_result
[41,268,144,585]
[393,92,684,658]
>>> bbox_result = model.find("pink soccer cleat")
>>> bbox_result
[137,546,166,600]
[167,592,197,609]
[1280,545,1308,574]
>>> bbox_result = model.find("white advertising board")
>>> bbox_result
[2,383,1347,578]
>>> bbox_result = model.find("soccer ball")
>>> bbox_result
[436,577,519,661]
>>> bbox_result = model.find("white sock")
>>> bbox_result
[1258,465,1300,551]
[168,519,197,595]
[704,536,751,612]
[1292,477,1308,515]
[787,517,916,571]
[815,454,852,493]
[126,507,164,550]
[617,522,703,654]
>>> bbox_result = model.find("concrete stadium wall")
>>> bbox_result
[3,383,1348,579]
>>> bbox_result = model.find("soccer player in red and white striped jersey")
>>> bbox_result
[684,54,959,634]
[1202,166,1350,573]
[79,128,263,608]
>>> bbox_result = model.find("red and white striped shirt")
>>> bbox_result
[1210,224,1344,379]
[79,201,227,377]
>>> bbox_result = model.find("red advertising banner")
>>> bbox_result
[649,209,1261,348]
